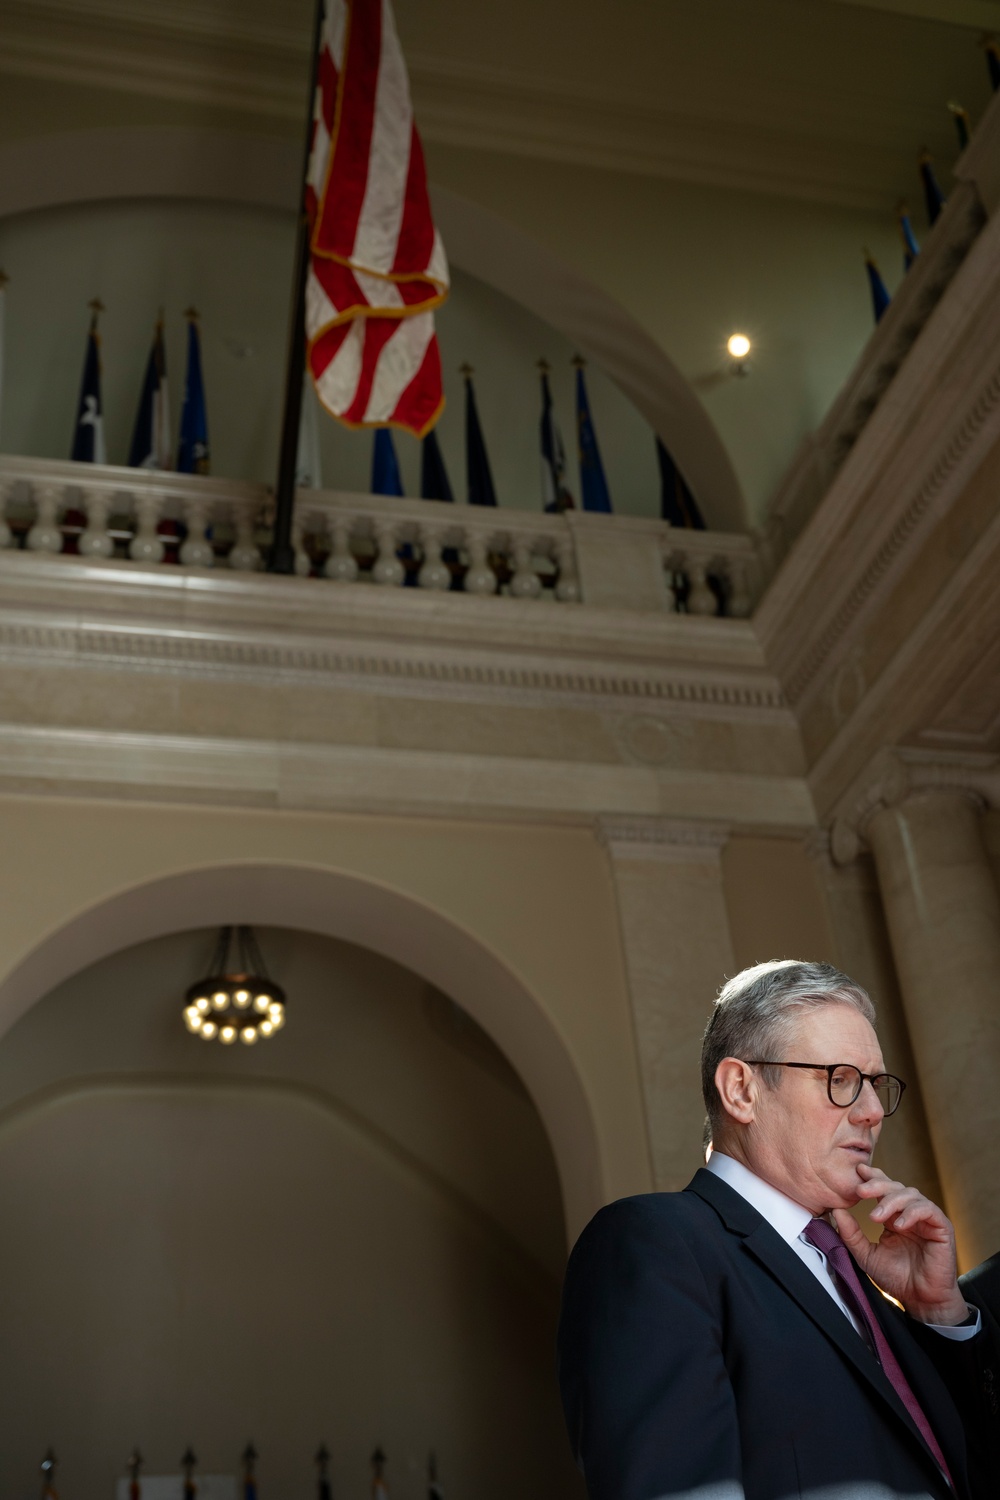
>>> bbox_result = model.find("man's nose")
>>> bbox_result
[850,1079,885,1125]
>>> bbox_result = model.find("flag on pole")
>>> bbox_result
[573,357,612,513]
[129,317,171,469]
[947,101,972,152]
[918,150,946,225]
[40,1449,58,1500]
[304,0,449,437]
[371,1449,389,1500]
[127,1450,143,1500]
[71,299,107,464]
[864,253,891,323]
[372,427,404,495]
[177,311,209,474]
[538,360,574,513]
[420,427,453,500]
[462,366,497,506]
[896,203,920,271]
[181,1449,197,1500]
[316,1446,333,1500]
[985,37,1000,92]
[296,371,323,488]
[242,1444,258,1500]
[657,438,705,529]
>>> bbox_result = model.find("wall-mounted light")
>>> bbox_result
[727,333,752,376]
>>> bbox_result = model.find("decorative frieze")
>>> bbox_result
[597,815,731,863]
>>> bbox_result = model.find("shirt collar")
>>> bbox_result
[705,1150,813,1247]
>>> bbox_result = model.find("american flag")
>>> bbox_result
[305,0,449,437]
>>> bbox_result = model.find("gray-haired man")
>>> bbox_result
[558,959,993,1500]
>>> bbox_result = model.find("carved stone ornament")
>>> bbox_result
[828,748,999,865]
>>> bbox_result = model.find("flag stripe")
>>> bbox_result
[353,0,413,275]
[316,0,382,260]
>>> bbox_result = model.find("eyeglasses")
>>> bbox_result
[742,1061,906,1116]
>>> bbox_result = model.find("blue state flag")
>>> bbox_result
[657,438,705,529]
[896,205,920,272]
[865,254,891,323]
[372,427,404,495]
[463,368,497,506]
[71,301,106,464]
[420,427,453,501]
[574,359,612,513]
[918,151,946,226]
[176,311,209,474]
[129,316,171,469]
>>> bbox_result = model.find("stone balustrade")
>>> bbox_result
[0,454,761,617]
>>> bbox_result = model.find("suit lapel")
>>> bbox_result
[687,1171,955,1492]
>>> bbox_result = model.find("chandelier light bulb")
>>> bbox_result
[259,1019,274,1036]
[194,997,210,1014]
[201,1021,218,1040]
[253,994,270,1013]
[233,989,251,1008]
[219,1025,237,1045]
[212,991,228,1010]
[241,1027,258,1045]
[727,332,751,359]
[183,1007,202,1032]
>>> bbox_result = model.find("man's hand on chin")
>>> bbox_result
[831,1164,968,1326]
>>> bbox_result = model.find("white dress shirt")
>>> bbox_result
[705,1150,980,1342]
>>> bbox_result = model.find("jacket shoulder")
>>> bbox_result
[568,1188,714,1260]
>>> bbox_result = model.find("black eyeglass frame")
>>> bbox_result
[742,1061,906,1115]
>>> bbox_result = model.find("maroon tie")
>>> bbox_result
[803,1217,953,1489]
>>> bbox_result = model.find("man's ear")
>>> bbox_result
[715,1057,758,1126]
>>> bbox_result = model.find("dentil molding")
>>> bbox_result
[597,815,731,864]
[828,747,1000,865]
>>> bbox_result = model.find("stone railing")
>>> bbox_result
[0,454,762,618]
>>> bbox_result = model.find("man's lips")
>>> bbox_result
[840,1143,872,1158]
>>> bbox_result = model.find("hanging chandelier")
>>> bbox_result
[183,926,286,1045]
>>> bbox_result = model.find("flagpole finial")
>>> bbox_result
[315,1445,330,1471]
[41,1449,56,1473]
[128,1450,144,1477]
[0,269,9,288]
[89,297,105,315]
[536,357,551,374]
[571,354,586,369]
[181,1448,197,1473]
[242,1444,258,1473]
[184,306,200,322]
[459,362,473,379]
[371,1448,386,1471]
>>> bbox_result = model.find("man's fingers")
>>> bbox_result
[832,1208,870,1253]
[870,1187,922,1220]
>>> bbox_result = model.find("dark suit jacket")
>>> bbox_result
[958,1252,1000,1493]
[558,1170,992,1500]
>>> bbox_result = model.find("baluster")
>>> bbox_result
[228,505,261,572]
[463,533,498,595]
[78,487,115,558]
[129,494,166,563]
[417,526,451,590]
[324,516,359,582]
[686,558,718,616]
[726,558,752,618]
[26,483,64,553]
[372,520,404,586]
[179,498,214,567]
[291,512,313,577]
[0,481,13,550]
[554,536,581,603]
[509,537,542,599]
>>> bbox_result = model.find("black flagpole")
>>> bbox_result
[269,0,326,574]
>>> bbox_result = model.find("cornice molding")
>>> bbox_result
[0,0,975,210]
[597,815,731,864]
[828,747,1000,864]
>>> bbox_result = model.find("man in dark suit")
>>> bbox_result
[558,960,993,1500]
[959,1251,1000,1493]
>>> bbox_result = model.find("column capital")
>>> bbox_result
[596,815,730,864]
[829,747,1000,865]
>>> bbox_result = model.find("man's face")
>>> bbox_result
[743,1002,885,1214]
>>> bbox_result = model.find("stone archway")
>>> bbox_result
[0,860,605,1242]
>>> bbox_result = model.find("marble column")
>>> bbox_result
[600,816,734,1192]
[865,789,1000,1268]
